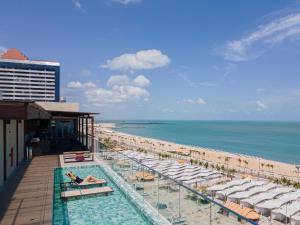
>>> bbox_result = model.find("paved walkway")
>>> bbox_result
[0,155,59,225]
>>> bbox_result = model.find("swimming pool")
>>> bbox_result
[53,165,167,225]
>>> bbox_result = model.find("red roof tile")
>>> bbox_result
[1,48,28,60]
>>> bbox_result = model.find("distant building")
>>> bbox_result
[0,48,60,101]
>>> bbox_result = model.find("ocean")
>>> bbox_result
[111,120,300,164]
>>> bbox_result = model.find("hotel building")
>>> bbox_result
[0,48,60,102]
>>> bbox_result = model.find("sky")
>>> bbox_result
[1,0,300,120]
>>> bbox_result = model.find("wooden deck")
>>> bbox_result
[0,155,59,225]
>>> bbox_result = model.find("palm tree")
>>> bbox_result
[296,165,300,182]
[261,163,265,172]
[266,163,269,171]
[243,160,249,172]
[270,164,274,175]
[238,158,242,168]
[227,168,237,180]
[224,157,231,170]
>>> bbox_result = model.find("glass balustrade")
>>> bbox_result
[94,140,258,225]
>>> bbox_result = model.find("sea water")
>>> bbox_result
[112,120,300,164]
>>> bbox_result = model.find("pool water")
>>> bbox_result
[53,165,154,225]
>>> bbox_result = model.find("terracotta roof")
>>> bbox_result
[1,48,28,60]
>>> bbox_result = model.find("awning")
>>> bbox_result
[0,100,51,120]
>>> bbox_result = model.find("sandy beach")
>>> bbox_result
[96,123,300,181]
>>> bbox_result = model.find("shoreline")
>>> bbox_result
[96,123,300,180]
[113,130,290,166]
[104,121,300,165]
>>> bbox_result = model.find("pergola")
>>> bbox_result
[49,110,99,152]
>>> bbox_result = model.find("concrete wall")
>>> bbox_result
[6,120,17,178]
[18,120,24,164]
[0,120,4,187]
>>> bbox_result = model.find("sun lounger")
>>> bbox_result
[61,186,114,199]
[63,151,94,163]
[63,150,90,155]
[61,179,107,189]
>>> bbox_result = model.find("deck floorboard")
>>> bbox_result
[0,155,59,225]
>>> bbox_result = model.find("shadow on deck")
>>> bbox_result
[0,139,86,225]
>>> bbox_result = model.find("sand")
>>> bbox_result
[98,127,300,181]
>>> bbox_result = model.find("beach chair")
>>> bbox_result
[63,151,94,163]
[61,186,114,199]
[61,178,107,189]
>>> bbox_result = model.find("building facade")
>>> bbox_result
[0,48,60,102]
[0,100,96,189]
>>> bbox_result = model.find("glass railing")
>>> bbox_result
[94,143,259,225]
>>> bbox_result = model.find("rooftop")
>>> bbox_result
[0,48,60,66]
[1,48,28,60]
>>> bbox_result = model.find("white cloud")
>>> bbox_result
[83,81,97,88]
[67,81,82,89]
[85,75,150,104]
[223,12,300,61]
[67,81,97,89]
[183,99,195,104]
[107,75,129,86]
[132,75,151,87]
[255,88,300,112]
[195,97,206,105]
[81,69,91,76]
[72,0,85,13]
[112,0,142,5]
[256,100,268,111]
[102,49,170,71]
[181,97,206,105]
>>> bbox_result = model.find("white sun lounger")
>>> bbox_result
[255,191,300,216]
[240,187,293,208]
[228,183,278,202]
[272,200,300,222]
[61,186,114,199]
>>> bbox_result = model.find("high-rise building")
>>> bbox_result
[0,48,60,101]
